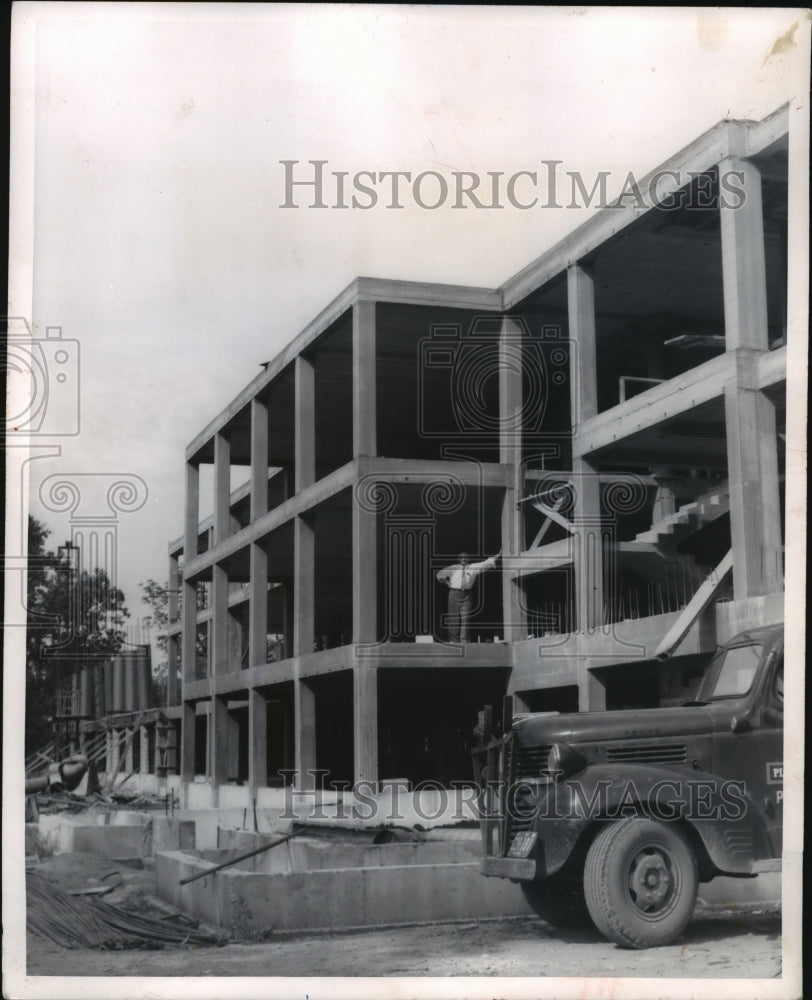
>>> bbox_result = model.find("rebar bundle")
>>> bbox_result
[26,872,222,950]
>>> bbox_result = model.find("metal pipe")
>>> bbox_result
[178,829,302,885]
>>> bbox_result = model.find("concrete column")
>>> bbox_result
[567,263,599,425]
[181,462,199,687]
[249,688,268,795]
[353,665,378,786]
[181,702,195,781]
[124,728,134,773]
[167,555,180,706]
[110,728,120,775]
[211,565,228,676]
[249,542,269,666]
[211,697,228,788]
[500,316,525,641]
[213,432,231,545]
[724,353,783,598]
[139,726,149,775]
[573,456,603,632]
[251,396,269,520]
[353,502,377,643]
[719,157,769,351]
[579,669,607,712]
[167,635,180,707]
[294,516,315,656]
[295,355,315,492]
[353,299,377,458]
[105,730,113,775]
[294,676,317,790]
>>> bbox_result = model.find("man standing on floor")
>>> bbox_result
[436,551,500,643]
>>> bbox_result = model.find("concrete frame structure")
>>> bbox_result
[164,108,788,804]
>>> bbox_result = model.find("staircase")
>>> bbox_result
[633,481,730,545]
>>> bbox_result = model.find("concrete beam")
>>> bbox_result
[758,345,787,390]
[184,460,357,580]
[574,351,733,458]
[358,456,509,488]
[186,277,500,461]
[501,119,743,308]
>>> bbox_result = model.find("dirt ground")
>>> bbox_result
[23,852,782,981]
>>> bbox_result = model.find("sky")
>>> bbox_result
[7,3,809,631]
[4,7,809,999]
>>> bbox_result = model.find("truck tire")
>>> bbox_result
[584,819,698,948]
[521,872,593,929]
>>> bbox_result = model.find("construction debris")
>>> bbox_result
[26,871,224,950]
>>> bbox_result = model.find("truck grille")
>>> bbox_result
[503,742,552,848]
[606,743,688,765]
[513,743,553,778]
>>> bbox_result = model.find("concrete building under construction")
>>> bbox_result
[161,107,788,808]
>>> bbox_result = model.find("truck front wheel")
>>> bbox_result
[584,818,698,948]
[521,872,593,929]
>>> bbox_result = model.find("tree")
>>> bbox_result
[26,516,130,754]
[139,574,208,704]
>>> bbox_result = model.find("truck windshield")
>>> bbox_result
[708,642,763,698]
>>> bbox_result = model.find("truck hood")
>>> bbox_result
[514,703,724,749]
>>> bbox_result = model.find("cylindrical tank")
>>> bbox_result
[136,646,152,709]
[79,667,93,717]
[123,651,137,711]
[112,655,125,713]
[103,660,114,715]
[94,662,106,718]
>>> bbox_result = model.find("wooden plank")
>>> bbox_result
[653,550,733,658]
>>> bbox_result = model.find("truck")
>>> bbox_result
[473,624,784,948]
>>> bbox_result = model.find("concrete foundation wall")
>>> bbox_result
[156,848,531,933]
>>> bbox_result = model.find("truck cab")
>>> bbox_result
[473,624,784,948]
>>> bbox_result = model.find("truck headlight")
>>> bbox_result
[547,742,587,780]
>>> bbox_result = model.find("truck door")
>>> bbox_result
[713,644,783,857]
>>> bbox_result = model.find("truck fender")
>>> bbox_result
[526,763,773,879]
